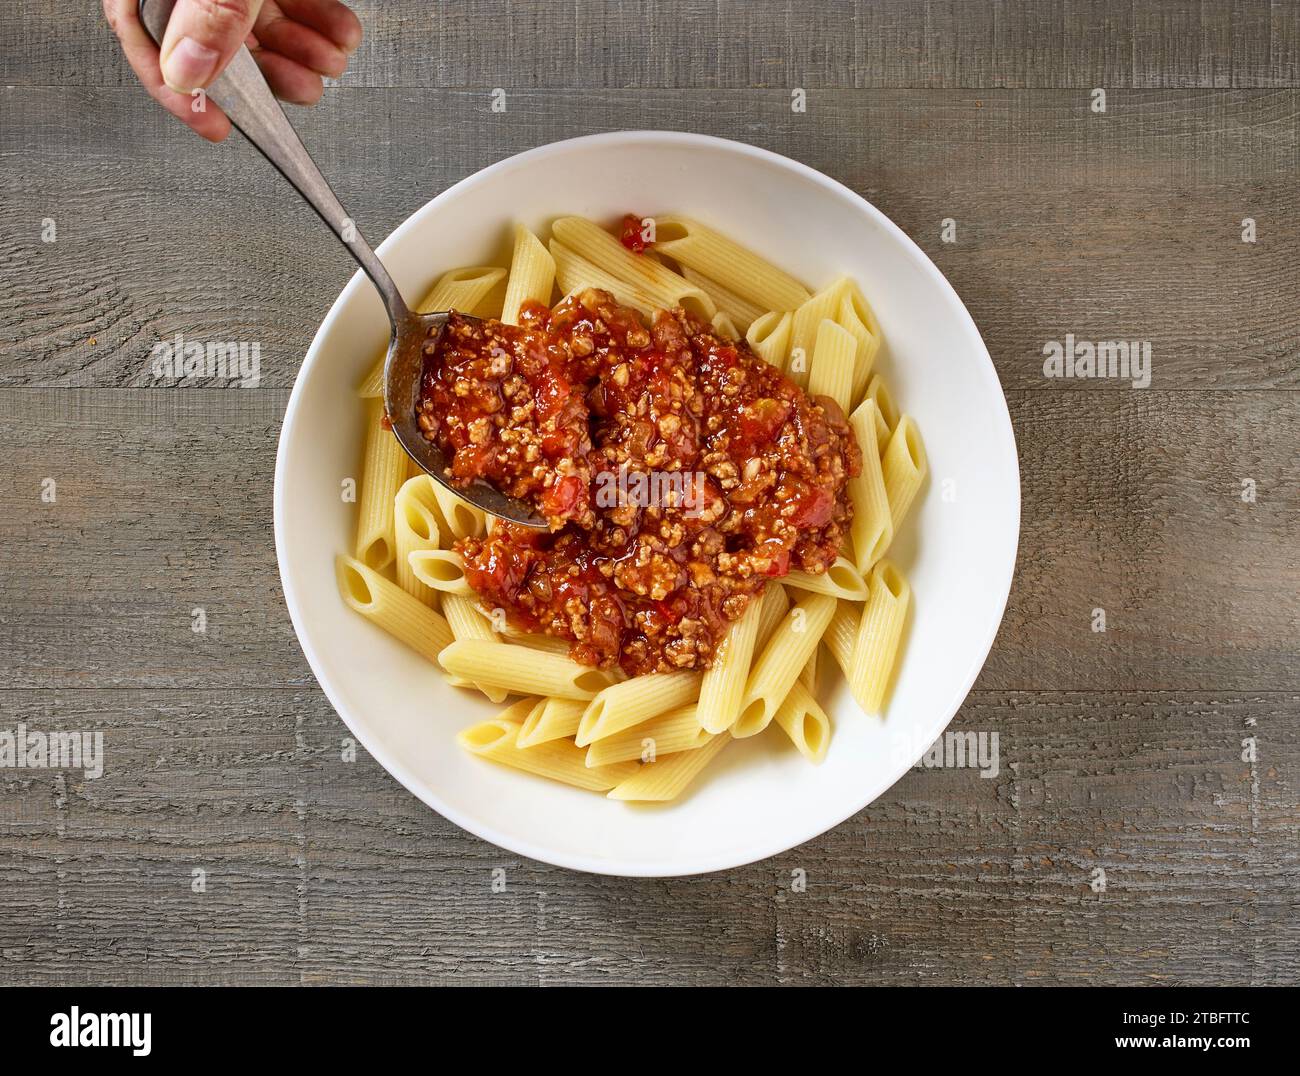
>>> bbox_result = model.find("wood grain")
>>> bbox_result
[0,0,1297,987]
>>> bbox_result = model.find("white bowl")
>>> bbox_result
[274,131,1019,877]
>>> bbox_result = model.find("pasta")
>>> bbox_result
[501,223,556,325]
[848,560,911,712]
[336,555,452,663]
[335,213,928,803]
[439,639,615,700]
[576,671,703,747]
[846,400,893,573]
[458,705,640,792]
[882,415,928,530]
[651,216,811,312]
[746,309,793,369]
[807,318,856,413]
[393,475,443,606]
[354,397,406,570]
[732,592,835,738]
[606,730,729,802]
[584,703,712,767]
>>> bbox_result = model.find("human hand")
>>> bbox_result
[104,0,362,142]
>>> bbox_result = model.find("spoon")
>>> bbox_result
[138,0,545,528]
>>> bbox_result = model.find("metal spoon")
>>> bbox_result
[138,0,545,528]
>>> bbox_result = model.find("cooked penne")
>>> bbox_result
[501,223,556,325]
[837,284,882,405]
[551,217,715,322]
[516,696,586,747]
[408,548,475,597]
[882,415,928,530]
[585,703,712,767]
[576,671,703,747]
[848,560,911,713]
[733,592,836,738]
[695,595,763,734]
[458,711,640,792]
[606,731,729,802]
[442,592,507,703]
[506,632,573,657]
[756,581,791,650]
[710,310,739,340]
[788,277,851,388]
[393,475,443,605]
[783,556,869,601]
[354,397,406,570]
[355,266,507,396]
[864,373,899,452]
[438,639,614,700]
[551,240,662,320]
[773,681,831,764]
[799,644,820,693]
[430,482,486,541]
[652,216,810,312]
[746,309,793,368]
[847,400,893,573]
[824,599,856,679]
[807,318,855,413]
[679,265,766,331]
[336,555,452,663]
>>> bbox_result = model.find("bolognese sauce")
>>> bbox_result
[416,287,861,676]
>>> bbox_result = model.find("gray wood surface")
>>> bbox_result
[1,1,1297,986]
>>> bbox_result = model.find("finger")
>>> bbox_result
[102,0,233,141]
[276,0,362,53]
[251,48,325,105]
[254,2,348,78]
[159,0,265,93]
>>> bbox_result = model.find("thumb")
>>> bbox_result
[159,0,264,93]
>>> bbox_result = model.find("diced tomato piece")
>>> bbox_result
[789,487,833,528]
[619,214,650,253]
[542,474,587,520]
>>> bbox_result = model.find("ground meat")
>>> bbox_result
[418,287,861,676]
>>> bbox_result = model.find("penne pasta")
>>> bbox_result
[864,374,899,453]
[773,680,831,764]
[695,595,763,734]
[710,310,739,340]
[458,710,640,792]
[430,482,486,541]
[846,400,894,573]
[506,632,573,657]
[746,309,793,369]
[438,639,614,700]
[442,592,507,703]
[516,696,586,747]
[408,548,476,597]
[807,319,856,413]
[501,223,556,325]
[336,555,452,663]
[551,217,715,322]
[824,599,856,679]
[585,703,712,767]
[836,284,882,405]
[679,265,766,331]
[848,560,911,713]
[651,216,811,312]
[606,731,729,802]
[756,581,791,650]
[355,266,507,396]
[551,240,662,321]
[882,415,928,531]
[576,671,703,747]
[354,397,406,571]
[783,556,869,601]
[393,475,443,605]
[788,277,851,388]
[732,592,836,738]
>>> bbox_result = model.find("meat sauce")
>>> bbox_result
[416,287,861,676]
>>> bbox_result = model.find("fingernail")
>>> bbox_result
[161,37,220,91]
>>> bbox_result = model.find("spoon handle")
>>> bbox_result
[137,0,409,324]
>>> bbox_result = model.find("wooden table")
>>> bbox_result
[1,1,1296,986]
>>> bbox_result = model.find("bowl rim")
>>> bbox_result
[273,129,1021,877]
